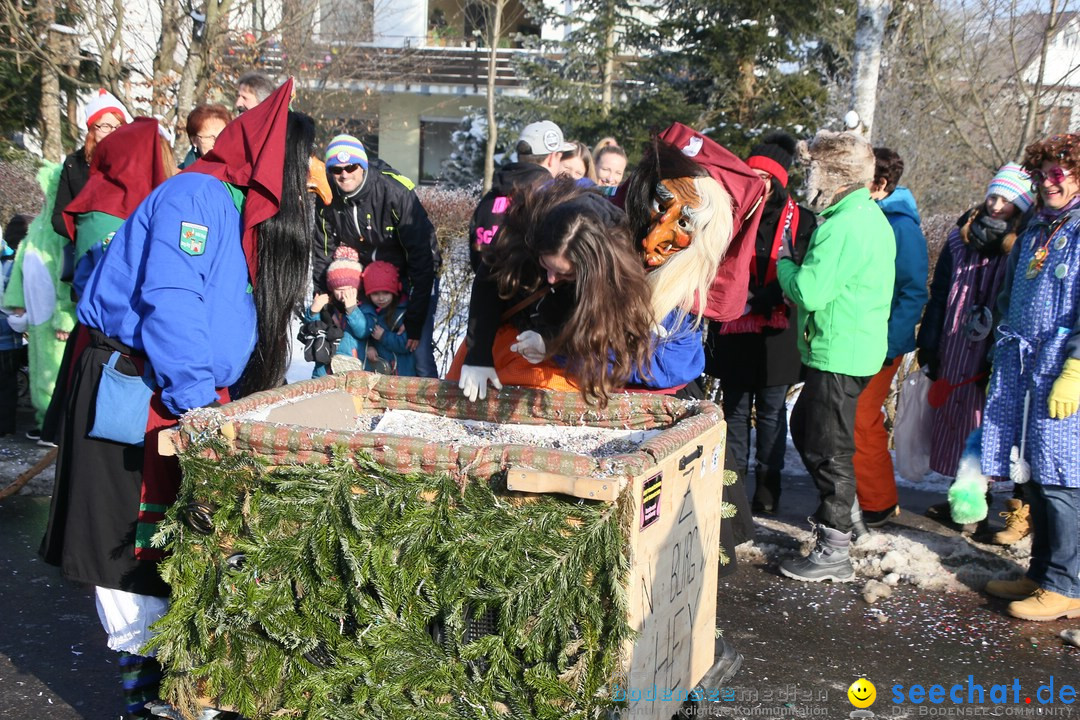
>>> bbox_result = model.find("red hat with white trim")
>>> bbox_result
[83,88,131,129]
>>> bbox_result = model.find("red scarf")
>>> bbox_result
[62,117,171,240]
[716,196,798,335]
[184,78,294,285]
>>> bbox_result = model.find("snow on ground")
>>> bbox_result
[739,513,1031,597]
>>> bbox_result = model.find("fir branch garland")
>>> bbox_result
[150,440,635,720]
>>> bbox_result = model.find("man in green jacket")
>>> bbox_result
[776,130,896,582]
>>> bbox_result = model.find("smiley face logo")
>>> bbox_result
[848,678,876,708]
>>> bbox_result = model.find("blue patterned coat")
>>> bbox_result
[981,207,1080,487]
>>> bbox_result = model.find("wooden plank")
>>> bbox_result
[505,467,622,502]
[621,420,727,720]
[265,390,357,431]
[0,447,58,500]
[159,429,178,457]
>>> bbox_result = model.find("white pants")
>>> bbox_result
[94,586,169,655]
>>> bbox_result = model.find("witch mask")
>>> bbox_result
[642,177,703,267]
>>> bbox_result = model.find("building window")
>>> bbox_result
[318,0,374,43]
[1045,105,1072,135]
[419,120,458,184]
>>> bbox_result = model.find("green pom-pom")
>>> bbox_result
[947,456,988,524]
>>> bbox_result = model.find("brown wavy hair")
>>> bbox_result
[484,177,654,405]
[1022,133,1080,206]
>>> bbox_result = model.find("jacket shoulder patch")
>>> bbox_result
[179,222,208,256]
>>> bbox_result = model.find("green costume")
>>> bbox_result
[3,163,76,425]
[777,187,896,378]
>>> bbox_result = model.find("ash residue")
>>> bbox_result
[369,409,659,457]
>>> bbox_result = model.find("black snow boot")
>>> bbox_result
[779,520,855,582]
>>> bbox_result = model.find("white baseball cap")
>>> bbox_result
[517,120,575,155]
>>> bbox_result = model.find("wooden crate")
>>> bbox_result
[163,371,727,719]
[621,421,725,719]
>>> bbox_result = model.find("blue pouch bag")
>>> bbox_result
[88,351,155,446]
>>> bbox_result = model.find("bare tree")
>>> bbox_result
[41,4,64,161]
[0,0,85,158]
[850,0,893,135]
[872,0,1080,215]
[483,0,507,191]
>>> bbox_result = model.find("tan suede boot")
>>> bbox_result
[991,498,1031,546]
[985,576,1040,601]
[1007,589,1080,621]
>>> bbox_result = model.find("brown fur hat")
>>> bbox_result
[799,130,876,211]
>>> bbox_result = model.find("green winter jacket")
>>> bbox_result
[777,187,896,377]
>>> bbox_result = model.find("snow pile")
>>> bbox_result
[742,517,1031,594]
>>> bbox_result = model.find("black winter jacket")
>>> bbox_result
[704,186,817,388]
[468,162,551,271]
[52,147,91,240]
[314,160,440,340]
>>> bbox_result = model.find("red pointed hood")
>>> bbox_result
[63,117,170,242]
[184,78,294,285]
[655,123,767,323]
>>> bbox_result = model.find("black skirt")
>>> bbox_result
[39,327,170,597]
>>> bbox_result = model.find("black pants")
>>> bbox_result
[682,379,753,569]
[789,368,870,533]
[0,346,26,435]
[721,382,790,509]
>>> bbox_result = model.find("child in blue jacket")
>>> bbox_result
[359,261,414,376]
[302,245,370,377]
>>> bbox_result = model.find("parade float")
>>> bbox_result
[151,371,732,720]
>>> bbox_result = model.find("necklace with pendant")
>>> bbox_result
[1026,216,1070,279]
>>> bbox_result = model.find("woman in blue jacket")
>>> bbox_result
[40,80,319,719]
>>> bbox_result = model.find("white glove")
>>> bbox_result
[458,364,503,401]
[509,330,546,364]
[6,313,28,334]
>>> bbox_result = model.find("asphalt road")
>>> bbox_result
[0,427,1076,720]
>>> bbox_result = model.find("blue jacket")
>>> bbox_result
[627,310,704,390]
[79,173,254,416]
[878,187,929,360]
[0,258,21,351]
[359,299,415,376]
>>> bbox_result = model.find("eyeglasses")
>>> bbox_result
[92,122,121,133]
[193,133,218,142]
[1031,166,1071,185]
[329,164,361,175]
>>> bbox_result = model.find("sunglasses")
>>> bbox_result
[329,164,361,175]
[1031,166,1071,185]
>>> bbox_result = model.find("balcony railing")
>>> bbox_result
[231,36,530,93]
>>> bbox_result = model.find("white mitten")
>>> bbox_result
[509,330,547,364]
[458,365,503,401]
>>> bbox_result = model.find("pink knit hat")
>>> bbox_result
[363,261,401,295]
[326,245,363,291]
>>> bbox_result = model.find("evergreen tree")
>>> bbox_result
[504,0,854,161]
[505,0,687,159]
[639,0,855,154]
[440,113,489,188]
[0,59,41,143]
